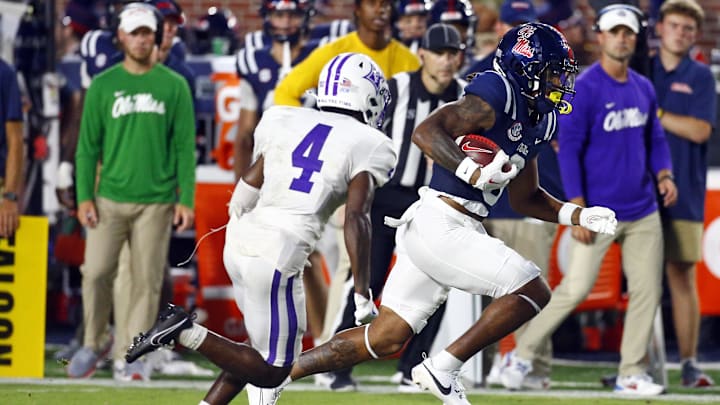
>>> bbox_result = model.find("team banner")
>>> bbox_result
[0,216,48,378]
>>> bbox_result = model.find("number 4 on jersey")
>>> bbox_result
[290,124,331,193]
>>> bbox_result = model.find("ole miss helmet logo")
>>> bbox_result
[512,25,537,58]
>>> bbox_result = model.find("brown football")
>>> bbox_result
[457,134,500,167]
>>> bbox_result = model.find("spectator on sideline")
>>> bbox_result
[652,0,717,388]
[68,3,195,381]
[0,58,24,237]
[502,6,676,396]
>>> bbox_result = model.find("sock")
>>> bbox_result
[199,401,211,405]
[431,350,464,371]
[682,357,697,367]
[178,323,208,350]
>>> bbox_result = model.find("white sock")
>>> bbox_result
[178,323,208,350]
[431,350,463,371]
[281,375,293,387]
[682,357,697,367]
[199,401,211,405]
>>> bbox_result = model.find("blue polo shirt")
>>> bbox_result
[0,60,22,178]
[652,55,717,221]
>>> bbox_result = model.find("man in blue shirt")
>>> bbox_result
[0,59,24,237]
[504,6,676,396]
[651,0,717,388]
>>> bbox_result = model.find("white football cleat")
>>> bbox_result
[614,374,665,396]
[499,351,532,390]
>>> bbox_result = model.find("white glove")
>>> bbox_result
[579,206,617,235]
[353,289,378,326]
[474,150,519,191]
[57,161,74,189]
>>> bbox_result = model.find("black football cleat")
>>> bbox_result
[125,303,195,363]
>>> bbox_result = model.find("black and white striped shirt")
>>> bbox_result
[383,70,466,189]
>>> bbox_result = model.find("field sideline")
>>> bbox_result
[1,350,719,404]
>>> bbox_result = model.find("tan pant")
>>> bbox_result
[484,218,557,377]
[516,211,663,377]
[81,197,173,357]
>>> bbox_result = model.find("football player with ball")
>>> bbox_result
[242,22,617,405]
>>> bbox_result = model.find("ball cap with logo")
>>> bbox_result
[119,5,157,33]
[421,23,465,52]
[596,7,639,33]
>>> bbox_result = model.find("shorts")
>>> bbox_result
[663,218,703,263]
[381,189,540,334]
[223,216,307,367]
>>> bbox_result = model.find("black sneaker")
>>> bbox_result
[329,372,357,392]
[125,303,195,363]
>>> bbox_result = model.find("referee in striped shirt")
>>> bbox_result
[328,23,469,391]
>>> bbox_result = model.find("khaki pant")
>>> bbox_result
[484,218,557,377]
[516,211,663,377]
[81,197,173,358]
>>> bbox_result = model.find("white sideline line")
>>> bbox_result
[2,378,720,403]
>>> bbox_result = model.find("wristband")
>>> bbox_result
[657,108,664,119]
[558,202,581,226]
[658,173,674,183]
[58,161,74,189]
[455,156,480,184]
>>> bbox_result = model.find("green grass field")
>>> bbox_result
[1,348,719,404]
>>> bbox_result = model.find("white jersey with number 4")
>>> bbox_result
[227,105,397,273]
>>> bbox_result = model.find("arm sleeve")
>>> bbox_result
[173,78,197,208]
[273,46,333,106]
[557,80,591,201]
[75,84,103,203]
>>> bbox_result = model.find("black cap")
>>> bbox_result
[421,23,465,52]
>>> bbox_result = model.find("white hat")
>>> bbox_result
[597,7,639,34]
[119,5,157,33]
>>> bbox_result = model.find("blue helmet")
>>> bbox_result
[395,0,432,16]
[428,0,477,48]
[260,0,315,45]
[493,22,578,114]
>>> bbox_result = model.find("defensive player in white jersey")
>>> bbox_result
[125,52,396,405]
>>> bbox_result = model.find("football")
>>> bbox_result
[457,134,500,167]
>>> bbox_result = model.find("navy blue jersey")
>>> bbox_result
[652,54,717,221]
[461,52,493,80]
[0,59,22,178]
[235,40,319,115]
[429,70,557,215]
[80,30,123,87]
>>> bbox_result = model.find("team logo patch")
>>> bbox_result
[259,68,272,83]
[507,122,522,141]
[670,82,693,94]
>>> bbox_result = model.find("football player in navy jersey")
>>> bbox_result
[234,0,318,179]
[393,0,432,54]
[244,22,618,405]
